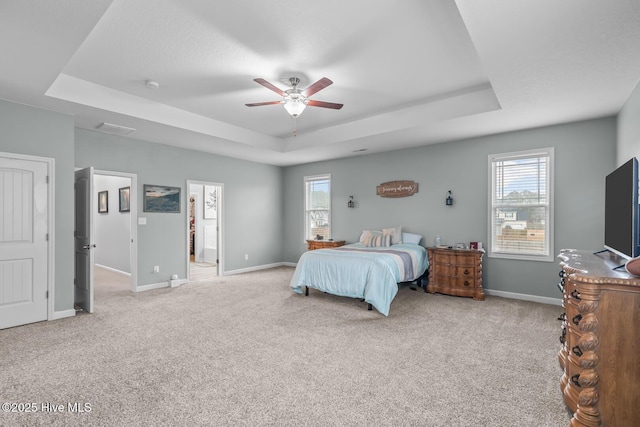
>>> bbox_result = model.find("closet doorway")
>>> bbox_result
[187,181,223,281]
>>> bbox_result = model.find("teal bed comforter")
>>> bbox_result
[290,243,428,316]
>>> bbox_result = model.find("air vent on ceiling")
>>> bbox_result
[95,122,136,136]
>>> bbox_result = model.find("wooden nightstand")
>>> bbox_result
[306,240,346,251]
[426,247,484,300]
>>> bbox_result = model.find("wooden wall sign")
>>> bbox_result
[376,180,419,198]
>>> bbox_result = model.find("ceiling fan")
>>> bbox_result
[246,77,343,118]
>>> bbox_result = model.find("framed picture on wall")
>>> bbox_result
[204,185,217,219]
[119,186,130,212]
[143,184,181,213]
[98,191,108,213]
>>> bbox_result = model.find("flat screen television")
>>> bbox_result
[604,157,639,260]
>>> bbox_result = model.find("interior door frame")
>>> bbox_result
[0,151,55,321]
[186,180,224,279]
[94,169,138,291]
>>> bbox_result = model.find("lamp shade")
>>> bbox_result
[283,99,307,117]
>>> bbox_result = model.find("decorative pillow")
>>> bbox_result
[366,230,391,247]
[359,230,373,245]
[383,226,403,245]
[402,232,423,245]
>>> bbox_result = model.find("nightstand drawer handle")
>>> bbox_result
[559,327,566,344]
[571,374,581,388]
[572,345,583,357]
[463,269,470,275]
[571,289,581,300]
[463,280,470,286]
[572,314,582,326]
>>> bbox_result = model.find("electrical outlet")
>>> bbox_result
[153,265,159,273]
[244,254,248,260]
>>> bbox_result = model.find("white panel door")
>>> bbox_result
[0,157,48,329]
[74,167,94,313]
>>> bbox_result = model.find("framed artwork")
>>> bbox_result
[204,185,217,219]
[119,186,130,212]
[143,184,181,213]
[98,191,108,213]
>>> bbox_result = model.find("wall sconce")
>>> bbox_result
[348,195,355,208]
[446,190,454,206]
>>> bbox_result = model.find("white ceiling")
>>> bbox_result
[1,0,639,166]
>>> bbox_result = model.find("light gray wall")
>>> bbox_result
[283,117,617,299]
[75,129,283,286]
[618,79,640,164]
[0,97,621,310]
[0,99,75,312]
[94,174,131,274]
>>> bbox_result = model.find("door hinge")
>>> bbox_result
[46,175,49,184]
[45,233,49,241]
[46,290,49,299]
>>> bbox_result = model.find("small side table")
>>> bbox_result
[426,247,484,300]
[306,240,346,251]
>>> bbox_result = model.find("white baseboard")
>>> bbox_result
[224,262,292,276]
[484,289,562,306]
[170,278,187,288]
[95,264,131,277]
[50,309,75,321]
[135,281,169,292]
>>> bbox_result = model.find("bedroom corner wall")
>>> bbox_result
[0,99,76,312]
[75,129,283,286]
[617,78,640,164]
[282,117,616,300]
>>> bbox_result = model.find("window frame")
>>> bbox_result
[304,174,332,241]
[487,147,555,262]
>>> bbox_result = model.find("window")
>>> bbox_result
[304,174,331,240]
[488,148,554,261]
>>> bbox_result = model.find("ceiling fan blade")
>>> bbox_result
[302,77,333,97]
[245,101,283,107]
[307,100,343,110]
[253,78,285,96]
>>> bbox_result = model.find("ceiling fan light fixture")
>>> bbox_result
[283,98,307,117]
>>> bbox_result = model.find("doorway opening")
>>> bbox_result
[74,167,137,314]
[187,181,223,281]
[93,172,137,297]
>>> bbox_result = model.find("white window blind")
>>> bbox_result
[489,148,554,261]
[304,174,331,240]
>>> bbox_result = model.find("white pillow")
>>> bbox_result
[359,230,373,244]
[382,226,403,245]
[402,232,422,245]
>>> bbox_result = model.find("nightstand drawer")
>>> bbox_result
[434,253,476,267]
[434,274,477,288]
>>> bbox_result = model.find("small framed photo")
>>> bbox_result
[144,184,181,213]
[98,191,108,213]
[119,186,130,212]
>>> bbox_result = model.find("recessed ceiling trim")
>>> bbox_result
[45,74,284,151]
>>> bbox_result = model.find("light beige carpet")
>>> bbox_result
[0,267,570,426]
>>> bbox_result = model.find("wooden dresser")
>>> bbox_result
[306,239,345,251]
[426,247,484,300]
[557,249,640,427]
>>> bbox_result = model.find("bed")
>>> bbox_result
[290,238,428,316]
